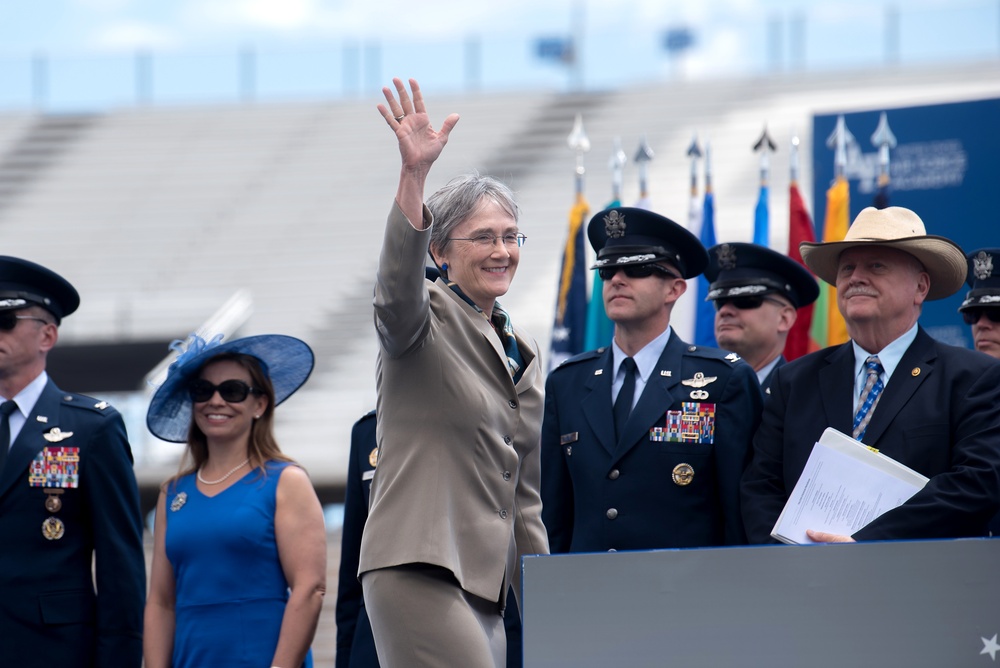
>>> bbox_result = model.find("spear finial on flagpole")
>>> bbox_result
[753,125,777,187]
[608,136,627,203]
[826,115,855,180]
[567,113,590,196]
[634,135,654,202]
[686,134,702,197]
[704,139,713,193]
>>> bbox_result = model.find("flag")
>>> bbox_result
[753,184,769,247]
[809,176,850,351]
[584,199,617,351]
[549,192,590,369]
[784,182,815,361]
[694,189,717,347]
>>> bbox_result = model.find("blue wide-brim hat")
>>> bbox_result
[146,333,315,443]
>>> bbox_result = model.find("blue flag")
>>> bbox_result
[549,193,590,369]
[694,191,717,347]
[753,184,769,247]
[583,199,618,352]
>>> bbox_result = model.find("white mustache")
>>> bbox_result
[843,287,877,298]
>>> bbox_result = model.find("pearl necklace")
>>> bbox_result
[197,458,250,485]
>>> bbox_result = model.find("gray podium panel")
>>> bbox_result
[522,539,1000,667]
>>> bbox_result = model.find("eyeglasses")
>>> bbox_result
[598,264,680,281]
[0,312,51,331]
[447,233,527,248]
[962,308,1000,325]
[714,295,787,311]
[188,379,261,403]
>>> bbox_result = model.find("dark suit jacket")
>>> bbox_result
[336,411,523,668]
[742,327,1000,543]
[0,379,145,667]
[541,331,763,553]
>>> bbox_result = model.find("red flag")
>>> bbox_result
[784,182,815,361]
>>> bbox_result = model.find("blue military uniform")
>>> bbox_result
[0,256,144,668]
[541,208,762,553]
[958,248,1000,537]
[336,411,524,667]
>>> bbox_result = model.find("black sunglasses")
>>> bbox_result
[188,379,261,403]
[714,295,786,311]
[598,264,679,281]
[962,308,1000,325]
[0,312,51,331]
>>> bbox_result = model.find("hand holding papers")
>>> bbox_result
[771,428,929,544]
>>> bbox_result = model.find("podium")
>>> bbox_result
[522,539,1000,667]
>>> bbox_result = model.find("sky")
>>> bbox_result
[0,0,996,109]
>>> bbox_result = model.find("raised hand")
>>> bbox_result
[378,78,460,176]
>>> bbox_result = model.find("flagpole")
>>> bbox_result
[753,125,776,248]
[871,111,896,209]
[608,136,626,203]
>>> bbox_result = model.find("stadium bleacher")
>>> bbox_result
[0,60,998,490]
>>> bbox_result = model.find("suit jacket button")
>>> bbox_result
[606,508,618,520]
[502,471,511,481]
[503,435,512,445]
[508,400,517,409]
[499,509,509,519]
[608,469,620,480]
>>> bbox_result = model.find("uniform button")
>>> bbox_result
[606,508,618,520]
[503,435,512,445]
[608,469,620,480]
[508,400,518,409]
[502,471,511,481]
[499,509,509,519]
[565,445,572,456]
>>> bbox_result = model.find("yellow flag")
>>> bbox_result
[824,176,850,346]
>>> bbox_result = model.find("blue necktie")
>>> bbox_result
[614,358,637,441]
[0,400,19,473]
[852,356,884,440]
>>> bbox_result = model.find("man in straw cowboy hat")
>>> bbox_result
[742,206,1000,543]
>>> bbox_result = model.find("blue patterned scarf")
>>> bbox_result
[446,281,524,383]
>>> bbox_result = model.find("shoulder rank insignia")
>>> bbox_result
[725,352,740,362]
[94,401,109,410]
[43,427,74,443]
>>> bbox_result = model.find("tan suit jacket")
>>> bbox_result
[359,202,549,607]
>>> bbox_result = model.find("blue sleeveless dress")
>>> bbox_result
[165,461,313,668]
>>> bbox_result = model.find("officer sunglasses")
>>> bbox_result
[188,379,261,403]
[962,308,1000,325]
[598,264,680,281]
[714,295,787,311]
[0,312,51,331]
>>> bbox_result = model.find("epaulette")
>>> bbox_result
[682,344,743,364]
[356,409,377,425]
[554,347,605,370]
[61,393,118,415]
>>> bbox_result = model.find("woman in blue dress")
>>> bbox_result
[144,334,326,668]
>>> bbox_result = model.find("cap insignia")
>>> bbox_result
[604,210,627,238]
[716,244,737,270]
[974,251,993,281]
[0,298,28,309]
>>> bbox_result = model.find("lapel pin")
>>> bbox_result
[36,415,48,423]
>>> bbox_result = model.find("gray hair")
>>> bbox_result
[426,173,520,259]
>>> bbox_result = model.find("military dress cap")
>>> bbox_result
[704,242,819,308]
[799,206,966,301]
[960,248,1000,311]
[0,255,80,323]
[146,333,314,442]
[587,206,708,279]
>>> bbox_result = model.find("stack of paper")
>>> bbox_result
[770,427,929,544]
